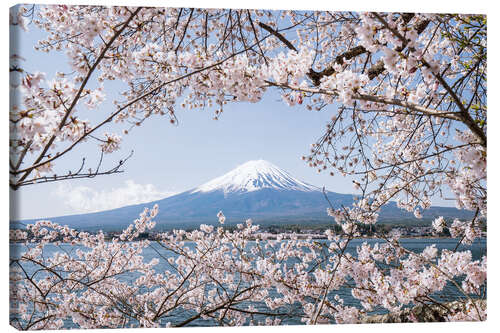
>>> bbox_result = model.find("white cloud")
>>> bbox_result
[54,180,176,213]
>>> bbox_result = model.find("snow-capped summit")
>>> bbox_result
[191,159,319,194]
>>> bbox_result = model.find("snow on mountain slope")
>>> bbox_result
[191,160,319,194]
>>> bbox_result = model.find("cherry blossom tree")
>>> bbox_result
[10,4,486,329]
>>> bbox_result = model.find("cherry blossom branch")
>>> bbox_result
[264,80,463,121]
[12,30,280,178]
[13,7,143,186]
[371,12,486,147]
[13,150,133,188]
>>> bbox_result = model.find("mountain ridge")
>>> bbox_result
[13,160,474,231]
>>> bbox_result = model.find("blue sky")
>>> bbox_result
[10,5,457,220]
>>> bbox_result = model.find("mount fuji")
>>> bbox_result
[15,160,472,231]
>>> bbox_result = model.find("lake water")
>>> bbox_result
[10,237,486,327]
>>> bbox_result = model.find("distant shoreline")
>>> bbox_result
[9,234,486,244]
